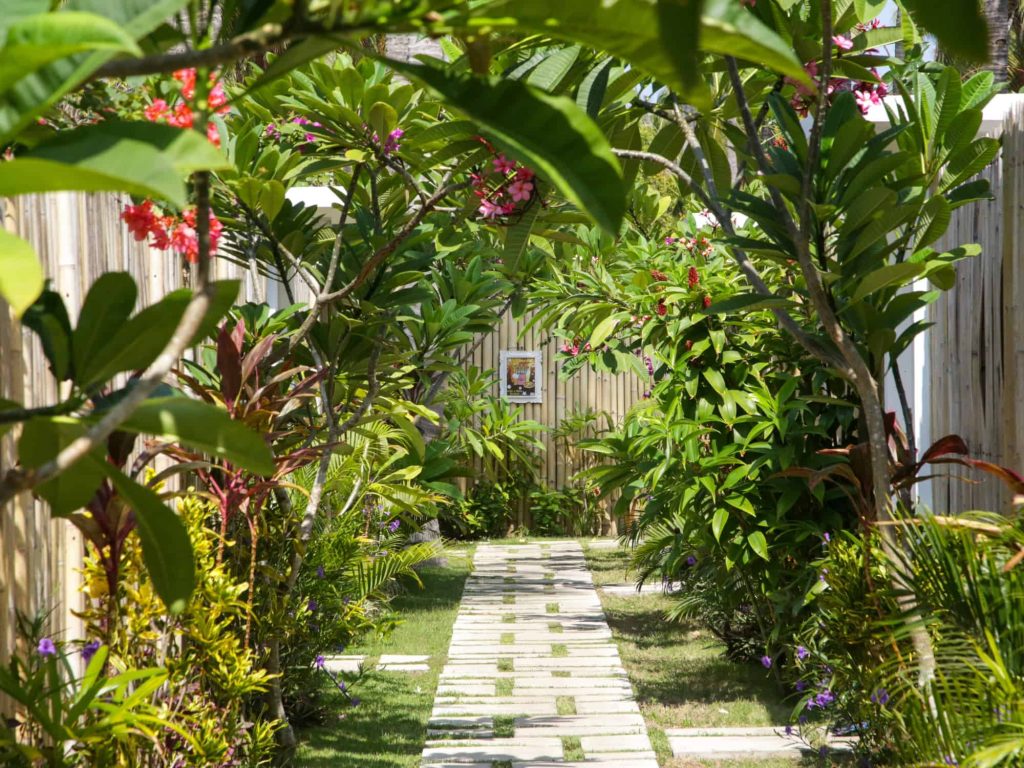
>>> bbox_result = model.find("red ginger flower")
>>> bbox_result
[650,269,668,281]
[656,300,667,317]
[703,295,712,308]
[688,266,699,288]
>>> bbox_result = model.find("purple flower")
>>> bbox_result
[315,655,326,670]
[819,746,830,758]
[795,680,807,692]
[784,725,793,736]
[81,640,101,664]
[686,555,697,567]
[350,696,361,707]
[870,687,889,706]
[760,655,773,669]
[307,598,318,613]
[796,645,809,661]
[317,565,326,580]
[798,714,808,725]
[643,391,651,399]
[944,756,958,766]
[37,638,56,657]
[807,689,835,709]
[823,532,831,544]
[388,519,400,533]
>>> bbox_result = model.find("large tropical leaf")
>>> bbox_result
[383,58,625,233]
[0,230,44,318]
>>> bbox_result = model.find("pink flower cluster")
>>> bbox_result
[121,200,223,264]
[471,139,537,220]
[144,68,230,147]
[560,339,592,357]
[785,34,889,117]
[371,127,404,156]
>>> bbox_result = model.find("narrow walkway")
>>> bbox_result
[422,541,658,767]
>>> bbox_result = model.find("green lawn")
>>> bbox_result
[294,545,474,767]
[584,545,795,767]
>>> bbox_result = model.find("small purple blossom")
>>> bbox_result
[807,689,835,709]
[686,555,697,567]
[317,565,326,580]
[795,680,807,692]
[761,655,773,669]
[81,640,101,664]
[796,645,809,661]
[350,696,361,707]
[819,745,830,758]
[37,638,56,657]
[388,519,400,533]
[798,714,808,725]
[307,598,318,613]
[944,756,958,766]
[823,532,831,544]
[784,725,793,736]
[870,687,889,706]
[315,655,326,670]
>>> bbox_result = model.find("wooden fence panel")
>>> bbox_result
[0,192,261,677]
[927,100,1024,514]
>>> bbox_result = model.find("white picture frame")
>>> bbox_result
[499,350,543,403]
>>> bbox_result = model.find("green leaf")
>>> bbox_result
[712,506,728,541]
[383,59,625,234]
[102,463,195,614]
[703,368,727,397]
[590,315,620,348]
[72,272,137,379]
[747,530,769,561]
[116,397,274,475]
[0,0,192,144]
[656,0,704,97]
[21,288,72,380]
[19,417,105,516]
[705,293,790,315]
[0,11,140,94]
[526,45,582,91]
[367,101,398,139]
[259,180,286,222]
[701,0,809,86]
[850,262,926,303]
[0,122,229,207]
[900,0,988,63]
[78,280,239,388]
[0,230,44,317]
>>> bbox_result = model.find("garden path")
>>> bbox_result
[421,541,659,767]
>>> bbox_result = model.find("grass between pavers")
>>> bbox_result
[562,735,585,761]
[295,544,474,767]
[585,546,794,767]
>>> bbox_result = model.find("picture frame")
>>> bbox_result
[499,350,543,403]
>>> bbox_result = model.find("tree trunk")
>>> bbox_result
[984,0,1011,81]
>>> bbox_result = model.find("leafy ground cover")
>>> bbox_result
[586,546,796,767]
[295,545,474,767]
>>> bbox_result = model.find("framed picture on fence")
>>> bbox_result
[500,350,543,403]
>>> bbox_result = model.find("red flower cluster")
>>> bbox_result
[121,200,223,264]
[143,68,230,147]
[650,269,669,282]
[703,295,712,309]
[688,266,700,289]
[655,300,667,317]
[471,138,537,221]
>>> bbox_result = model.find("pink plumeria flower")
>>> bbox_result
[493,154,516,174]
[855,90,874,114]
[508,180,533,202]
[832,35,854,51]
[478,199,501,218]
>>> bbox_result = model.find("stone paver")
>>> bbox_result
[599,582,679,597]
[422,541,658,767]
[320,655,364,673]
[378,654,431,672]
[665,726,855,759]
